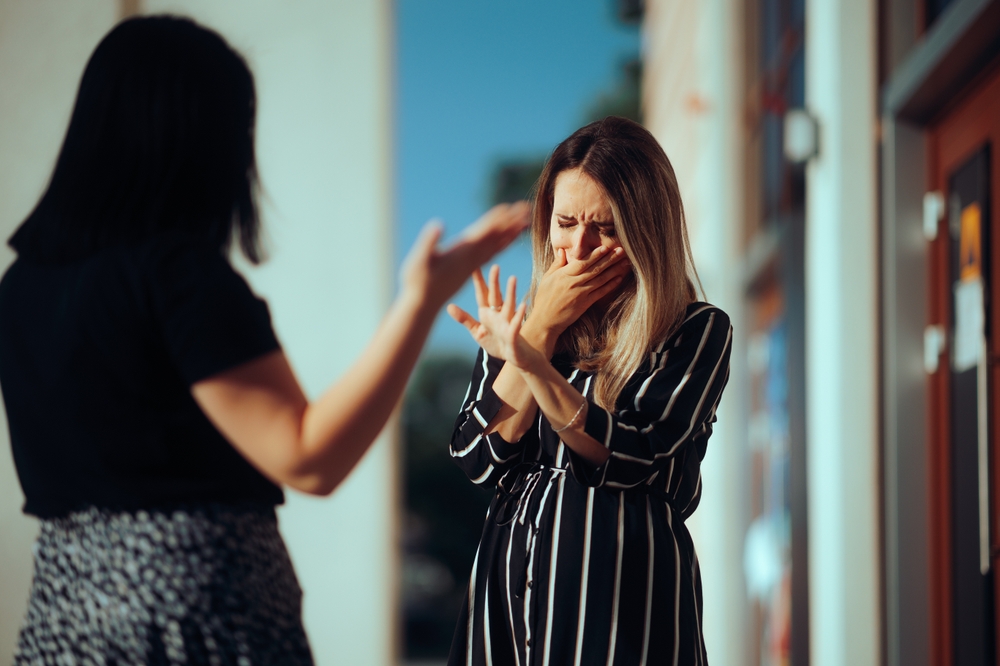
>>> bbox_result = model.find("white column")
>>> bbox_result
[643,1,747,663]
[141,2,398,663]
[0,2,119,660]
[805,0,881,664]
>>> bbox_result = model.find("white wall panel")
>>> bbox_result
[0,2,119,660]
[140,2,397,663]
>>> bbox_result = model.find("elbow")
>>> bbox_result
[284,471,341,497]
[277,453,345,497]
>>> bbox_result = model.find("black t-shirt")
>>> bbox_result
[0,232,283,517]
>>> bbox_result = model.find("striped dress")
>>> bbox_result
[447,303,732,666]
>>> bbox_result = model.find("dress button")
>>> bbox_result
[527,580,533,589]
[526,639,532,647]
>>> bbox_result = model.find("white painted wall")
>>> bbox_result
[0,2,119,660]
[805,0,881,664]
[642,2,747,664]
[0,2,397,664]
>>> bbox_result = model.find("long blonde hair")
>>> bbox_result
[529,117,700,410]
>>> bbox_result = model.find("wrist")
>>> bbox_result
[393,288,437,328]
[520,320,558,359]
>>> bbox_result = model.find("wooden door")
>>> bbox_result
[928,59,1000,666]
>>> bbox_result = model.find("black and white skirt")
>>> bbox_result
[14,504,314,666]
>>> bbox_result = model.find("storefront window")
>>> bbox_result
[742,0,807,664]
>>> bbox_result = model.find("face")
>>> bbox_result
[549,168,621,260]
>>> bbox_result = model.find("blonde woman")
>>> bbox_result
[447,117,733,665]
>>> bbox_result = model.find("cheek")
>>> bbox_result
[603,237,623,251]
[549,227,571,249]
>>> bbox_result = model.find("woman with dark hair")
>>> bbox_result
[447,116,732,665]
[0,15,527,666]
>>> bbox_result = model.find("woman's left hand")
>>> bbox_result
[448,265,545,371]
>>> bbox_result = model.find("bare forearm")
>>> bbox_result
[486,321,557,441]
[517,359,610,467]
[295,294,435,492]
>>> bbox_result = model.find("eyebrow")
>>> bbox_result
[556,214,614,226]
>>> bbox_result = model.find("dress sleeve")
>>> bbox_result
[566,306,732,489]
[147,236,281,386]
[449,347,532,487]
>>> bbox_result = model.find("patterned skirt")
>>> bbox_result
[14,504,314,666]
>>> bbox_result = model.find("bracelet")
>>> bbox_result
[551,401,587,433]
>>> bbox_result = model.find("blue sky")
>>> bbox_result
[395,0,640,354]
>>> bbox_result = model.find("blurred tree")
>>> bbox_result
[583,58,643,124]
[401,353,492,657]
[490,157,547,206]
[616,0,644,24]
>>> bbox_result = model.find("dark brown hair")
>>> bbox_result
[9,15,263,264]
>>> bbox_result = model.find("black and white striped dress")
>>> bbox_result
[448,303,732,666]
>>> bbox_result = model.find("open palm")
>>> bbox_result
[447,265,544,371]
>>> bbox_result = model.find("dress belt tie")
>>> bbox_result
[489,462,566,527]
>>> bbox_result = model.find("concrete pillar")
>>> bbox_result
[643,1,748,663]
[804,0,881,663]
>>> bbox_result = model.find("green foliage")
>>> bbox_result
[402,353,494,657]
[489,156,547,207]
[402,353,492,584]
[583,58,643,124]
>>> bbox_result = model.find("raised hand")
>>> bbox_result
[448,265,545,370]
[400,202,530,312]
[447,264,519,359]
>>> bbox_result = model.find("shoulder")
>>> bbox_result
[681,301,730,328]
[654,302,731,354]
[130,231,250,294]
[133,230,226,268]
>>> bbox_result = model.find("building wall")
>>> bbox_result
[0,2,119,659]
[0,2,397,663]
[644,0,883,664]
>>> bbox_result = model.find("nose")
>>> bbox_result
[567,226,599,261]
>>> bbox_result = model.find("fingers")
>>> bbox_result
[446,303,479,330]
[437,203,529,288]
[471,268,488,307]
[405,219,444,266]
[512,301,528,334]
[548,248,568,271]
[590,272,628,302]
[488,265,502,309]
[461,202,531,251]
[503,276,517,315]
[588,247,629,279]
[567,247,629,286]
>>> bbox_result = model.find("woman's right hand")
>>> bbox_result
[524,245,630,353]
